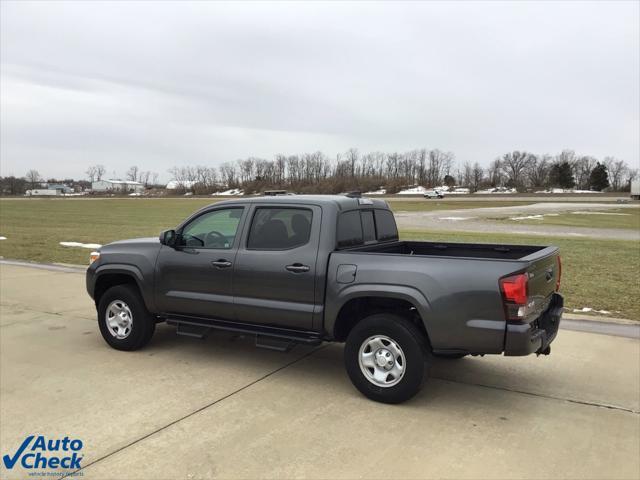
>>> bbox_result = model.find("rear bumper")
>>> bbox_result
[504,293,563,356]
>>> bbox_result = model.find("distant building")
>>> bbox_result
[92,179,145,193]
[47,183,74,194]
[25,189,61,196]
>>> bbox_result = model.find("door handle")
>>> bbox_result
[285,263,310,273]
[211,260,232,269]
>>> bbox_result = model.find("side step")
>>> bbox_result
[175,323,210,340]
[166,315,323,347]
[255,335,296,352]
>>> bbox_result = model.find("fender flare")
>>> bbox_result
[327,283,433,339]
[93,264,153,311]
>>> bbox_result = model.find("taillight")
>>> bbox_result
[500,273,529,320]
[500,273,528,305]
[556,255,562,292]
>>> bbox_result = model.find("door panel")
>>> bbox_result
[155,207,246,319]
[233,205,321,329]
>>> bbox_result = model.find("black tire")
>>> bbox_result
[344,314,428,404]
[98,284,155,351]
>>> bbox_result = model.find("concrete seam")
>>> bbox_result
[433,377,640,414]
[62,344,328,478]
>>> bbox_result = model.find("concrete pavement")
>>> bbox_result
[1,264,638,479]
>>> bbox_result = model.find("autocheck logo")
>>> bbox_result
[3,435,83,471]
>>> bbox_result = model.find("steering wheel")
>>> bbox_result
[205,230,227,248]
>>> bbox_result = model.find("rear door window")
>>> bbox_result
[247,207,313,250]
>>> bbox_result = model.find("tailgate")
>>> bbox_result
[523,247,560,318]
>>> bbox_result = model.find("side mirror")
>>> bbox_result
[159,229,177,247]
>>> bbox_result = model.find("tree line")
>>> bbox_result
[1,148,636,196]
[166,149,637,194]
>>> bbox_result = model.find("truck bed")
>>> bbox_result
[344,240,548,260]
[327,239,560,355]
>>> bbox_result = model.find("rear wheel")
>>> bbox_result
[98,284,155,351]
[344,314,427,404]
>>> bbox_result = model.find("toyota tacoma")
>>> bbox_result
[86,194,563,403]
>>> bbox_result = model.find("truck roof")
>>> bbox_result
[211,194,390,211]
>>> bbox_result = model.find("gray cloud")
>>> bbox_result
[1,1,638,181]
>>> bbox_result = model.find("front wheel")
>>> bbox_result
[344,314,428,404]
[98,284,155,351]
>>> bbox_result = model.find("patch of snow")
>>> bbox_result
[128,192,142,197]
[0,236,6,240]
[60,241,102,249]
[212,188,243,196]
[363,188,387,195]
[166,180,197,189]
[510,214,544,220]
[570,211,630,216]
[439,216,475,221]
[537,188,602,194]
[475,187,517,194]
[572,307,612,315]
[397,186,429,195]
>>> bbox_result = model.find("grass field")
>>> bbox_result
[491,207,640,230]
[1,198,638,319]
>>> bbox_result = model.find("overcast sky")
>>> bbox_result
[1,1,638,181]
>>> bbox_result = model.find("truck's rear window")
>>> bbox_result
[375,210,399,242]
[337,211,363,247]
[337,209,398,248]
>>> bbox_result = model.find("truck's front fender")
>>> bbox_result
[89,263,155,312]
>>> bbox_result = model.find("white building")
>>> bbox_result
[92,179,145,193]
[25,189,61,196]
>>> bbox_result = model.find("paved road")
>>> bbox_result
[1,264,638,479]
[395,202,640,240]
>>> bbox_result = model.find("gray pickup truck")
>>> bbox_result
[86,194,563,403]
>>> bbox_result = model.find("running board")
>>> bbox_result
[175,323,210,339]
[165,315,323,346]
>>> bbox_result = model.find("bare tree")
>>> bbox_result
[426,149,454,187]
[462,162,473,188]
[95,165,106,181]
[487,159,502,187]
[139,171,151,187]
[500,151,533,189]
[126,166,140,182]
[344,148,359,178]
[604,157,628,191]
[25,169,41,189]
[527,155,551,189]
[471,162,484,192]
[86,166,97,182]
[219,163,237,188]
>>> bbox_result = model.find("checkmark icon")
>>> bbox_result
[3,435,34,469]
